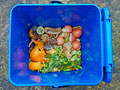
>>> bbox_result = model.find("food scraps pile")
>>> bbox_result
[28,25,82,73]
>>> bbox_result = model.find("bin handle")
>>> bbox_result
[51,86,69,89]
[101,7,113,83]
[50,0,63,4]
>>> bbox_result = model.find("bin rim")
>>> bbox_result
[10,3,101,13]
[9,3,103,86]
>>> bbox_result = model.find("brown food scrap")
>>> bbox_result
[28,29,41,39]
[41,34,49,43]
[44,27,61,34]
[49,38,57,45]
[44,44,53,50]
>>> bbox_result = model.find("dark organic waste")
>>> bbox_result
[28,25,82,73]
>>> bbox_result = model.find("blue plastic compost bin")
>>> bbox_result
[9,1,113,88]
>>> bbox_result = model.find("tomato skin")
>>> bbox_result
[66,66,70,68]
[72,28,82,38]
[72,40,81,50]
[57,36,65,45]
[71,67,75,70]
[63,25,72,32]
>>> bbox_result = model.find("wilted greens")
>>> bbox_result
[39,46,82,73]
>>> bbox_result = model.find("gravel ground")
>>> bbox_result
[0,0,120,90]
